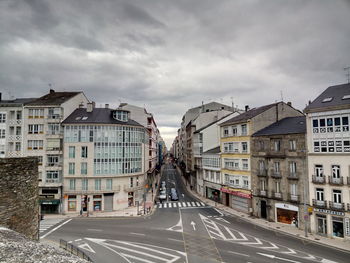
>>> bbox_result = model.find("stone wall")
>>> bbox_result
[0,157,39,240]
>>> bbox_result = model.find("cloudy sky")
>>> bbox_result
[1,0,350,148]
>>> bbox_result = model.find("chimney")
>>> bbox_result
[78,102,84,108]
[105,103,109,109]
[86,102,94,113]
[49,89,55,94]
[245,105,250,112]
[287,101,292,107]
[0,92,2,102]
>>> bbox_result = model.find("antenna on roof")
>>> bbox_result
[280,90,284,102]
[344,66,350,83]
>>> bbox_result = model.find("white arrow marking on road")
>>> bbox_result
[216,217,230,224]
[190,221,196,231]
[321,259,339,263]
[282,248,297,255]
[214,208,223,216]
[257,253,301,263]
[260,242,279,249]
[239,237,262,245]
[78,243,96,253]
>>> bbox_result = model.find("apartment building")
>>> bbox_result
[62,104,147,213]
[0,95,36,158]
[220,102,303,213]
[251,116,308,229]
[23,89,89,214]
[304,83,350,240]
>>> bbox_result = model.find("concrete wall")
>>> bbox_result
[0,157,39,240]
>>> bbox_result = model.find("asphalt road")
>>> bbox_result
[43,162,350,263]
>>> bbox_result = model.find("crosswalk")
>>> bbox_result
[39,218,65,234]
[157,201,206,209]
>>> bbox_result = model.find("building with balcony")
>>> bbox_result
[62,105,147,213]
[23,89,89,214]
[251,116,308,229]
[219,102,303,213]
[304,83,350,240]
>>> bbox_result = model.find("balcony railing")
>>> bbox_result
[124,185,143,192]
[46,162,62,167]
[64,185,121,193]
[272,191,282,199]
[313,199,327,208]
[7,135,21,141]
[266,149,286,157]
[8,119,22,125]
[45,178,61,184]
[47,114,62,120]
[257,169,268,177]
[312,175,325,184]
[289,194,299,202]
[287,173,299,180]
[328,176,343,185]
[259,190,267,197]
[329,201,345,211]
[271,172,282,178]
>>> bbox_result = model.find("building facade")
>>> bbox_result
[62,105,147,213]
[305,83,350,240]
[251,116,308,229]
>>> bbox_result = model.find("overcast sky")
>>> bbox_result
[1,0,350,148]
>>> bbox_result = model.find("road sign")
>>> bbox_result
[308,207,313,213]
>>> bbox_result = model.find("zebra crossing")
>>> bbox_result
[157,201,206,209]
[39,218,66,234]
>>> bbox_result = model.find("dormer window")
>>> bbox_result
[322,97,333,103]
[113,110,129,122]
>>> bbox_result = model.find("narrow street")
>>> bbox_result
[42,162,350,263]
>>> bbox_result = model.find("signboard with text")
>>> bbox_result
[220,187,252,199]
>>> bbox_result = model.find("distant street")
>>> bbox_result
[42,162,350,263]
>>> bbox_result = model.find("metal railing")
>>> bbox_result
[312,199,327,208]
[287,173,299,180]
[312,175,325,184]
[328,176,343,185]
[257,169,267,177]
[60,239,93,262]
[328,201,345,211]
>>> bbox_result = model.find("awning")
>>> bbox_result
[39,199,60,205]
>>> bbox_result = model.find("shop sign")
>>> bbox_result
[204,181,221,190]
[314,208,345,216]
[39,195,55,199]
[345,218,350,236]
[275,203,299,212]
[39,199,60,205]
[220,187,252,199]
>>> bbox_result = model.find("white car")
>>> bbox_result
[159,190,167,200]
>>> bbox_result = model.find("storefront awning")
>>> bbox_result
[220,186,252,199]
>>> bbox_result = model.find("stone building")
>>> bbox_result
[251,116,308,229]
[0,157,39,240]
[304,83,350,240]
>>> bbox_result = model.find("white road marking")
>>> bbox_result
[196,202,201,206]
[238,237,262,245]
[87,229,102,232]
[228,251,250,257]
[168,238,183,243]
[216,217,230,224]
[178,202,182,207]
[200,202,205,206]
[190,221,196,231]
[168,203,172,208]
[78,243,96,253]
[75,238,82,242]
[257,253,301,263]
[214,208,223,216]
[40,219,72,239]
[173,202,177,208]
[130,232,146,236]
[186,202,191,206]
[182,202,187,207]
[164,203,167,208]
[191,202,196,206]
[159,204,163,208]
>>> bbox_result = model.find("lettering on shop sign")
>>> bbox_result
[345,218,350,236]
[314,208,345,216]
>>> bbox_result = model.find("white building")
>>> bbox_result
[305,83,350,240]
[62,104,148,213]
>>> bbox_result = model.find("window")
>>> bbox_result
[223,127,229,137]
[0,113,6,123]
[16,111,22,120]
[48,124,60,135]
[224,158,239,170]
[0,129,5,138]
[290,184,297,195]
[289,162,297,176]
[81,146,88,158]
[315,165,323,177]
[242,159,249,170]
[316,188,324,201]
[95,179,101,190]
[15,142,21,151]
[106,179,112,190]
[81,162,87,175]
[332,165,340,178]
[274,162,280,174]
[289,140,296,151]
[259,160,265,172]
[275,181,281,193]
[69,163,75,175]
[28,109,44,118]
[259,140,264,151]
[27,140,43,150]
[46,139,60,151]
[232,126,237,136]
[216,172,220,183]
[242,142,248,153]
[274,140,281,151]
[130,177,134,187]
[46,171,59,183]
[47,155,59,166]
[48,108,61,119]
[333,190,342,203]
[243,176,249,189]
[241,124,247,135]
[37,156,43,165]
[82,179,88,191]
[69,146,75,158]
[68,195,76,211]
[16,127,21,135]
[28,124,43,134]
[69,179,76,190]
[260,180,266,191]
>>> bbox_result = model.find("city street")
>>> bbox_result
[42,163,350,263]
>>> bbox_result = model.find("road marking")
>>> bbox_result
[257,253,301,263]
[75,238,82,242]
[40,219,72,239]
[173,202,177,208]
[168,238,183,243]
[200,202,205,206]
[130,232,146,236]
[186,202,191,206]
[238,237,262,245]
[196,202,201,206]
[191,202,196,206]
[178,202,182,207]
[159,204,163,208]
[190,221,196,231]
[168,203,172,208]
[164,203,167,208]
[228,251,250,257]
[320,259,338,263]
[87,229,102,232]
[78,243,96,253]
[214,208,223,216]
[216,217,230,224]
[182,202,187,207]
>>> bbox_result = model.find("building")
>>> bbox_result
[62,104,147,213]
[219,102,303,213]
[251,116,308,229]
[304,83,350,240]
[23,89,89,214]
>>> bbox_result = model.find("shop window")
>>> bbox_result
[332,217,344,238]
[317,214,327,235]
[93,195,102,211]
[68,195,76,212]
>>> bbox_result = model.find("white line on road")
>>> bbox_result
[228,251,250,257]
[257,252,301,263]
[87,229,102,232]
[168,203,172,208]
[159,204,163,208]
[75,238,82,242]
[200,202,205,206]
[191,202,196,206]
[196,202,201,206]
[168,238,183,243]
[178,202,182,207]
[40,219,72,239]
[182,202,187,207]
[214,208,224,216]
[164,203,167,208]
[130,232,146,236]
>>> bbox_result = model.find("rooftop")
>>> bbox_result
[203,146,221,154]
[252,116,306,137]
[304,83,350,112]
[62,108,143,127]
[26,89,81,106]
[0,98,37,106]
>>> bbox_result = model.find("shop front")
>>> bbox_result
[313,208,349,239]
[275,203,299,226]
[205,181,221,202]
[40,198,60,214]
[221,186,252,213]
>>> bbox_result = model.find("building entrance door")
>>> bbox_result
[225,193,230,206]
[317,215,327,235]
[104,193,113,211]
[261,200,267,219]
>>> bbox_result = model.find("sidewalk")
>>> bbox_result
[178,168,350,253]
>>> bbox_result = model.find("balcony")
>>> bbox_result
[8,119,22,125]
[46,162,62,167]
[65,185,121,194]
[272,191,283,199]
[312,175,325,184]
[124,185,143,192]
[329,201,345,211]
[313,199,327,208]
[265,149,286,158]
[287,173,299,180]
[271,172,282,179]
[257,169,268,177]
[289,194,299,202]
[194,164,202,170]
[259,190,267,197]
[328,176,343,185]
[7,135,21,141]
[47,114,62,121]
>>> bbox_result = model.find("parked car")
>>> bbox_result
[159,190,167,200]
[170,191,179,201]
